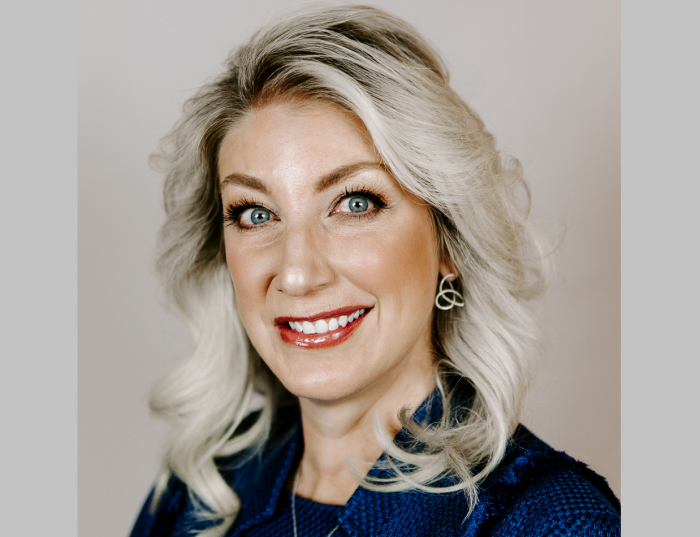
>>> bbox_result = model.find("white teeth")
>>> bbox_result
[291,309,367,336]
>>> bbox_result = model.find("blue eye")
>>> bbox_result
[348,196,369,213]
[241,207,271,226]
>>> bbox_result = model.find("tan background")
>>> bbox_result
[78,1,620,535]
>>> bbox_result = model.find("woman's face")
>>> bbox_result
[218,100,443,402]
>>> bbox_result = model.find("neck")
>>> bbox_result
[291,355,435,505]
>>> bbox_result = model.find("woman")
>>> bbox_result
[131,5,620,536]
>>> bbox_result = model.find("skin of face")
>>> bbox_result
[218,100,446,406]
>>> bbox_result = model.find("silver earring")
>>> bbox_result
[435,273,465,311]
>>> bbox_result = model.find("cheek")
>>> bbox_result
[334,211,438,311]
[223,237,270,321]
[224,240,244,290]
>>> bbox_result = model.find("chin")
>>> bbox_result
[279,364,370,403]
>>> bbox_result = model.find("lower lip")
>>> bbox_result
[277,312,368,349]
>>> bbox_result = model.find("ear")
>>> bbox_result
[438,260,459,282]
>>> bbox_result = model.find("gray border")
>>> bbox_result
[0,1,77,535]
[622,0,700,533]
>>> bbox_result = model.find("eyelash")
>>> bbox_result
[223,187,387,230]
[332,185,387,220]
[223,198,268,230]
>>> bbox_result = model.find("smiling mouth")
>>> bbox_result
[275,306,371,349]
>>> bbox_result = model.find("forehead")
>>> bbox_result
[217,100,378,187]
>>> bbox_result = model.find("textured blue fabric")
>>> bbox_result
[130,388,620,536]
[254,492,342,537]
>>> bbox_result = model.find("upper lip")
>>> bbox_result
[274,305,372,325]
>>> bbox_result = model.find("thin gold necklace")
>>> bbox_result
[292,466,340,537]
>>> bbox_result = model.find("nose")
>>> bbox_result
[274,223,335,297]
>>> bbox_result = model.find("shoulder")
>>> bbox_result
[129,473,211,537]
[490,466,620,536]
[129,405,301,537]
[463,425,620,537]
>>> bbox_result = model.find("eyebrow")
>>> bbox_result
[314,161,385,193]
[219,173,270,194]
[219,161,385,194]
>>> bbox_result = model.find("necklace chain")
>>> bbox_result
[292,465,340,537]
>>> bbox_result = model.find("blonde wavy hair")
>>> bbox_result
[149,5,549,536]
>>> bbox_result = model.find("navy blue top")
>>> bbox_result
[130,388,621,536]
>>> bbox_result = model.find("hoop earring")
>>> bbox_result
[435,273,465,311]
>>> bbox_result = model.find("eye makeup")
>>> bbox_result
[328,185,388,221]
[223,198,276,230]
[222,182,390,231]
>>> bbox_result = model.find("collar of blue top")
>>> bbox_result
[197,380,620,536]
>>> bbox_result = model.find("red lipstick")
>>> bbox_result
[275,306,372,349]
